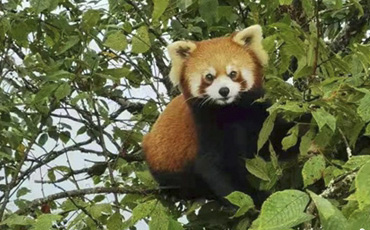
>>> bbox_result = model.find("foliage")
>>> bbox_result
[0,0,369,229]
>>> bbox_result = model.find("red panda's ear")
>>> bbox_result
[167,41,197,86]
[232,25,268,66]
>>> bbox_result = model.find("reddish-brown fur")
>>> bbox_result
[143,95,197,172]
[143,35,262,172]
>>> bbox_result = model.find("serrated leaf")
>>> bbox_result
[302,155,326,187]
[104,31,127,52]
[357,94,370,122]
[355,161,370,209]
[226,191,254,217]
[308,191,348,230]
[55,82,71,100]
[312,109,336,132]
[152,0,169,21]
[348,205,370,230]
[250,190,312,230]
[132,26,150,54]
[31,214,62,230]
[258,111,277,152]
[246,157,270,181]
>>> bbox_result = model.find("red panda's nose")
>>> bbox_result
[219,87,230,97]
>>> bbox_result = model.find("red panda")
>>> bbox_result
[143,25,298,203]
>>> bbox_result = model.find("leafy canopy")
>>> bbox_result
[0,0,369,229]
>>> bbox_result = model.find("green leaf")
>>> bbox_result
[226,191,255,217]
[82,9,100,31]
[348,205,370,230]
[31,214,62,230]
[60,131,71,144]
[17,187,31,198]
[104,31,128,52]
[281,125,299,151]
[357,94,370,122]
[245,157,270,181]
[57,36,80,55]
[258,111,277,152]
[34,83,59,101]
[77,126,87,135]
[302,155,326,187]
[279,0,293,5]
[308,191,348,230]
[38,133,48,146]
[89,203,112,219]
[198,0,219,25]
[131,200,157,224]
[168,218,184,230]
[47,169,56,182]
[250,190,312,230]
[365,123,370,136]
[312,108,336,132]
[177,0,193,10]
[343,155,370,170]
[302,0,314,17]
[299,128,315,156]
[107,213,123,230]
[152,0,169,21]
[355,161,370,209]
[55,82,71,100]
[131,26,151,54]
[0,214,35,226]
[30,0,50,14]
[101,67,130,80]
[148,202,172,230]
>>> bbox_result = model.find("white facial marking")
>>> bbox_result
[205,76,240,104]
[189,67,217,97]
[226,65,236,75]
[205,67,216,76]
[241,68,255,91]
[189,73,202,97]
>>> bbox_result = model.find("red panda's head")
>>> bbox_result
[167,25,268,105]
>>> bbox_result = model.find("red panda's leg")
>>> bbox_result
[193,153,248,204]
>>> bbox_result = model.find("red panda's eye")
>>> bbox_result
[205,74,214,82]
[229,71,237,79]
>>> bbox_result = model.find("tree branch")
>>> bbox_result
[15,187,159,215]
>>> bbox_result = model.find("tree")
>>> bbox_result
[0,0,369,229]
